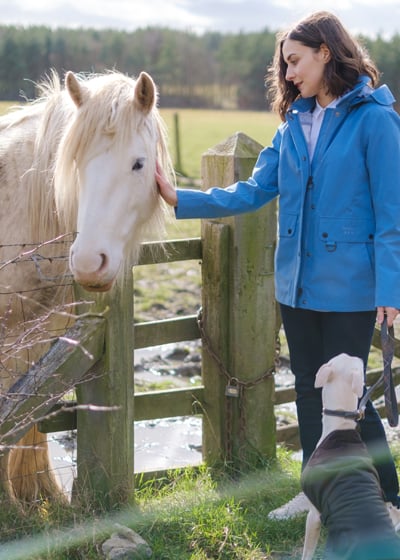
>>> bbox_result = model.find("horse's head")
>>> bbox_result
[54,70,173,292]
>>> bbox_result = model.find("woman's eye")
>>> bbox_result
[132,158,144,171]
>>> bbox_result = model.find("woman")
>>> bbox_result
[156,11,400,516]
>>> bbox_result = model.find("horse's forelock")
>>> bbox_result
[63,73,153,156]
[54,72,174,232]
[52,73,136,230]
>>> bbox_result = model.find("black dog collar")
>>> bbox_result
[323,408,364,421]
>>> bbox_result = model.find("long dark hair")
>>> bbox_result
[267,11,379,121]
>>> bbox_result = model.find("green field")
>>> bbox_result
[160,108,280,179]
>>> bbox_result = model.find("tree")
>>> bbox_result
[0,25,398,111]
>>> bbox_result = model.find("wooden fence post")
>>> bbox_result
[200,220,230,465]
[73,267,134,509]
[201,132,277,471]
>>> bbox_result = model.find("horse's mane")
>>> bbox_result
[24,70,174,259]
[25,70,76,241]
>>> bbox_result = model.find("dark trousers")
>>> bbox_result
[280,304,399,504]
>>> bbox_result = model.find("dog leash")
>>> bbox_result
[324,316,398,425]
[380,315,399,427]
[357,316,398,426]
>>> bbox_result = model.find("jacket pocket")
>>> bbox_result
[315,217,375,294]
[279,212,298,238]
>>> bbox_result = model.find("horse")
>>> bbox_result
[0,69,174,505]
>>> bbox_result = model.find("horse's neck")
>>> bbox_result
[27,95,73,241]
[0,110,40,243]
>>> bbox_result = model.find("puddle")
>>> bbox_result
[49,342,301,498]
[50,414,203,500]
[134,416,202,472]
[50,342,204,498]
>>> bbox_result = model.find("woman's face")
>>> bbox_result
[282,39,333,106]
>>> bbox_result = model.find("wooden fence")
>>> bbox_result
[2,132,400,509]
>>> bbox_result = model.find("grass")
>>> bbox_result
[0,448,313,559]
[133,257,201,323]
[160,108,280,179]
[134,456,306,560]
[3,444,400,559]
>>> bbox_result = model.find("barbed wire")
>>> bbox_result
[0,234,75,291]
[0,233,75,268]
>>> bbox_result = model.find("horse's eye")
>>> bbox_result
[132,158,144,171]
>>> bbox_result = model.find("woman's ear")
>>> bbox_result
[320,43,331,63]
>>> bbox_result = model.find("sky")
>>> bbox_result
[1,0,400,39]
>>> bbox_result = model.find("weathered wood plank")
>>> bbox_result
[0,316,105,445]
[39,386,205,432]
[276,398,400,452]
[137,238,202,266]
[134,315,200,349]
[201,132,277,469]
[276,423,301,450]
[365,366,400,397]
[200,221,231,465]
[372,328,400,358]
[74,271,134,509]
[134,386,204,420]
[38,402,77,433]
[274,366,400,406]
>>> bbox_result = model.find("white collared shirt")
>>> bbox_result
[305,97,339,160]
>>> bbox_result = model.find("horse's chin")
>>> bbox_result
[79,281,114,293]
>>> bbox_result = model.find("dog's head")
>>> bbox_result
[315,353,364,398]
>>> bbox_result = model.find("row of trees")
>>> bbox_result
[0,25,399,110]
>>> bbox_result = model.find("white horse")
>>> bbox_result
[0,69,173,504]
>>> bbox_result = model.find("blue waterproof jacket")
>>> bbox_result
[175,77,400,311]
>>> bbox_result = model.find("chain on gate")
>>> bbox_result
[197,307,281,462]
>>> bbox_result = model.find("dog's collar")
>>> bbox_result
[323,408,365,421]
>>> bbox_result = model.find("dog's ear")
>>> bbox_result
[351,362,364,398]
[315,362,332,388]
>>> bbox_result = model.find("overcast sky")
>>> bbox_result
[1,0,400,39]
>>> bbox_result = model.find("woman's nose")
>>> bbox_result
[286,66,294,81]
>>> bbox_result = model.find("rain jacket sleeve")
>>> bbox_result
[174,128,282,220]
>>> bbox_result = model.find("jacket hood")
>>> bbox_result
[289,75,395,114]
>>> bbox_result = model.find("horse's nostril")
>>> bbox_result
[98,253,108,272]
[70,247,108,276]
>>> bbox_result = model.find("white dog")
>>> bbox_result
[301,353,400,560]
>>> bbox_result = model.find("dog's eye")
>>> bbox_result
[132,158,144,171]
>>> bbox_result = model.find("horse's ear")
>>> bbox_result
[65,71,86,107]
[134,72,156,114]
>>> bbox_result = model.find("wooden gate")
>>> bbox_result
[1,132,398,509]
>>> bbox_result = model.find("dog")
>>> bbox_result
[301,353,400,560]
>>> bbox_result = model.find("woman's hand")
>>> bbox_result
[155,161,178,207]
[376,306,399,327]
